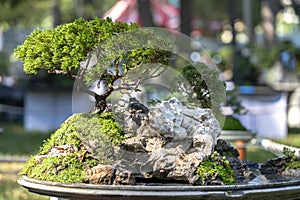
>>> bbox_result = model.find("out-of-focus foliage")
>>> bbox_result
[209,39,300,85]
[0,52,10,76]
[0,0,50,28]
[234,40,299,85]
[209,46,234,72]
[192,0,233,21]
[192,0,262,35]
[0,0,118,28]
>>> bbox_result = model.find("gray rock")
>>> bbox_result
[214,139,239,158]
[113,169,137,185]
[121,137,147,153]
[282,169,300,178]
[85,97,222,185]
[85,164,115,184]
[117,97,222,184]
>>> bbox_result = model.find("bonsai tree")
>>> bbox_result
[15,17,232,186]
[15,17,224,114]
[14,17,172,113]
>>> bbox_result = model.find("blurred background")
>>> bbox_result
[0,0,300,199]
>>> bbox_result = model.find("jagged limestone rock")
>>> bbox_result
[117,97,222,184]
[113,169,137,185]
[146,97,221,141]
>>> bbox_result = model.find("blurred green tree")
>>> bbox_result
[0,52,10,77]
[0,0,117,28]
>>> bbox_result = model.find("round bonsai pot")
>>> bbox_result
[18,176,300,200]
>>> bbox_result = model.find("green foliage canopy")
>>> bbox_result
[82,28,173,87]
[14,17,138,77]
[14,17,174,113]
[283,147,300,170]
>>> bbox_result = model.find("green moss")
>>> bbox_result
[39,113,124,154]
[21,153,97,183]
[196,151,236,185]
[20,112,124,183]
[39,115,82,154]
[285,161,300,169]
[96,112,124,146]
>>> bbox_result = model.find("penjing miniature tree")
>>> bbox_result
[15,17,230,186]
[15,17,300,195]
[15,17,225,116]
[14,17,172,113]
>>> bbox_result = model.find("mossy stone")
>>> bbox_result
[20,112,124,183]
[196,151,236,185]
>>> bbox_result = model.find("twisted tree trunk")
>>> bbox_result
[91,86,114,114]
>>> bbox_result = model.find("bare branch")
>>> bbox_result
[112,82,142,92]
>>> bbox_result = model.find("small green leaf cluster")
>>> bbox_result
[196,151,236,185]
[283,147,300,170]
[147,98,162,106]
[180,62,225,110]
[182,63,210,107]
[14,17,138,75]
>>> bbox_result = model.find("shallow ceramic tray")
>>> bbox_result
[18,176,300,200]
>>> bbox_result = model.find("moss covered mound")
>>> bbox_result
[20,113,124,183]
